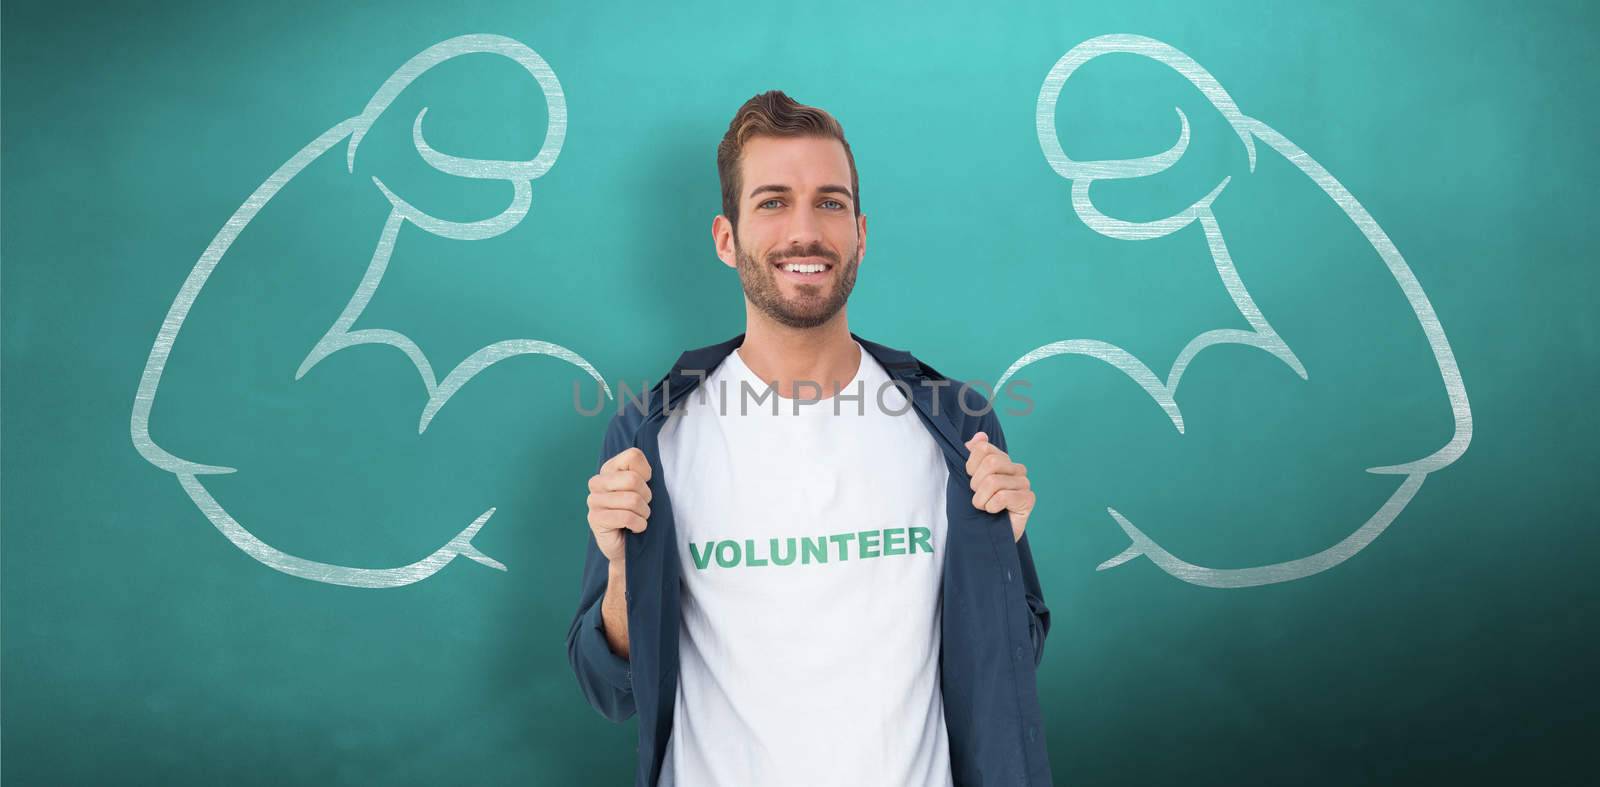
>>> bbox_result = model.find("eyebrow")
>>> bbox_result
[748,184,854,203]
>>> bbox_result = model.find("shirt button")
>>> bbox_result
[1014,645,1024,661]
[1027,726,1037,742]
[1005,570,1013,583]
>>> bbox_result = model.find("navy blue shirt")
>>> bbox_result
[566,332,1053,786]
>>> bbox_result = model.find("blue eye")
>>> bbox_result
[821,199,844,210]
[759,199,782,209]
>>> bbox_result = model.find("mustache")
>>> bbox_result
[766,243,841,266]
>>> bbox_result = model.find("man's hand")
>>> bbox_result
[965,431,1035,543]
[587,446,653,564]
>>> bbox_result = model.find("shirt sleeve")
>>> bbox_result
[982,405,1053,667]
[565,412,638,722]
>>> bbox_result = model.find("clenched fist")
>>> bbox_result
[587,447,654,564]
[965,431,1035,543]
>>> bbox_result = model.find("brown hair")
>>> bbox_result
[716,90,860,234]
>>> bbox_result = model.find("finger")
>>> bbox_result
[591,507,648,535]
[587,490,650,521]
[966,473,1030,511]
[972,472,1031,509]
[997,489,1036,517]
[601,447,652,482]
[589,469,652,502]
[965,441,1000,476]
[978,487,1034,515]
[969,452,1019,486]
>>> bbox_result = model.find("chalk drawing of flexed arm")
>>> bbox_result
[998,34,1473,588]
[131,35,611,588]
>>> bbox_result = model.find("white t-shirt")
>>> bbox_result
[656,340,954,787]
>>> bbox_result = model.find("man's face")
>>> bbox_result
[717,135,866,329]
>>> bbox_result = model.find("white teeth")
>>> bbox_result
[782,263,827,273]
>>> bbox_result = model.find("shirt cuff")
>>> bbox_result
[580,596,633,691]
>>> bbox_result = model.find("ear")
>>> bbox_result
[712,214,737,269]
[856,213,867,264]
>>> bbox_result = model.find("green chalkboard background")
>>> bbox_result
[4,0,1596,783]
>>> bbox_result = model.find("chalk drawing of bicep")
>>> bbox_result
[999,34,1472,588]
[130,34,611,588]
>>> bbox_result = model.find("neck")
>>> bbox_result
[738,306,859,400]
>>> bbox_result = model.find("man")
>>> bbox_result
[566,91,1052,786]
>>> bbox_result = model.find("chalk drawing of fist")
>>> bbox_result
[131,35,609,588]
[999,34,1473,588]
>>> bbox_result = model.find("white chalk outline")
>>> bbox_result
[999,34,1473,587]
[132,32,1472,590]
[130,34,610,588]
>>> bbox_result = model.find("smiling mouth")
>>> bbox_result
[773,258,834,279]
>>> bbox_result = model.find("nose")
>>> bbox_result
[783,202,824,250]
